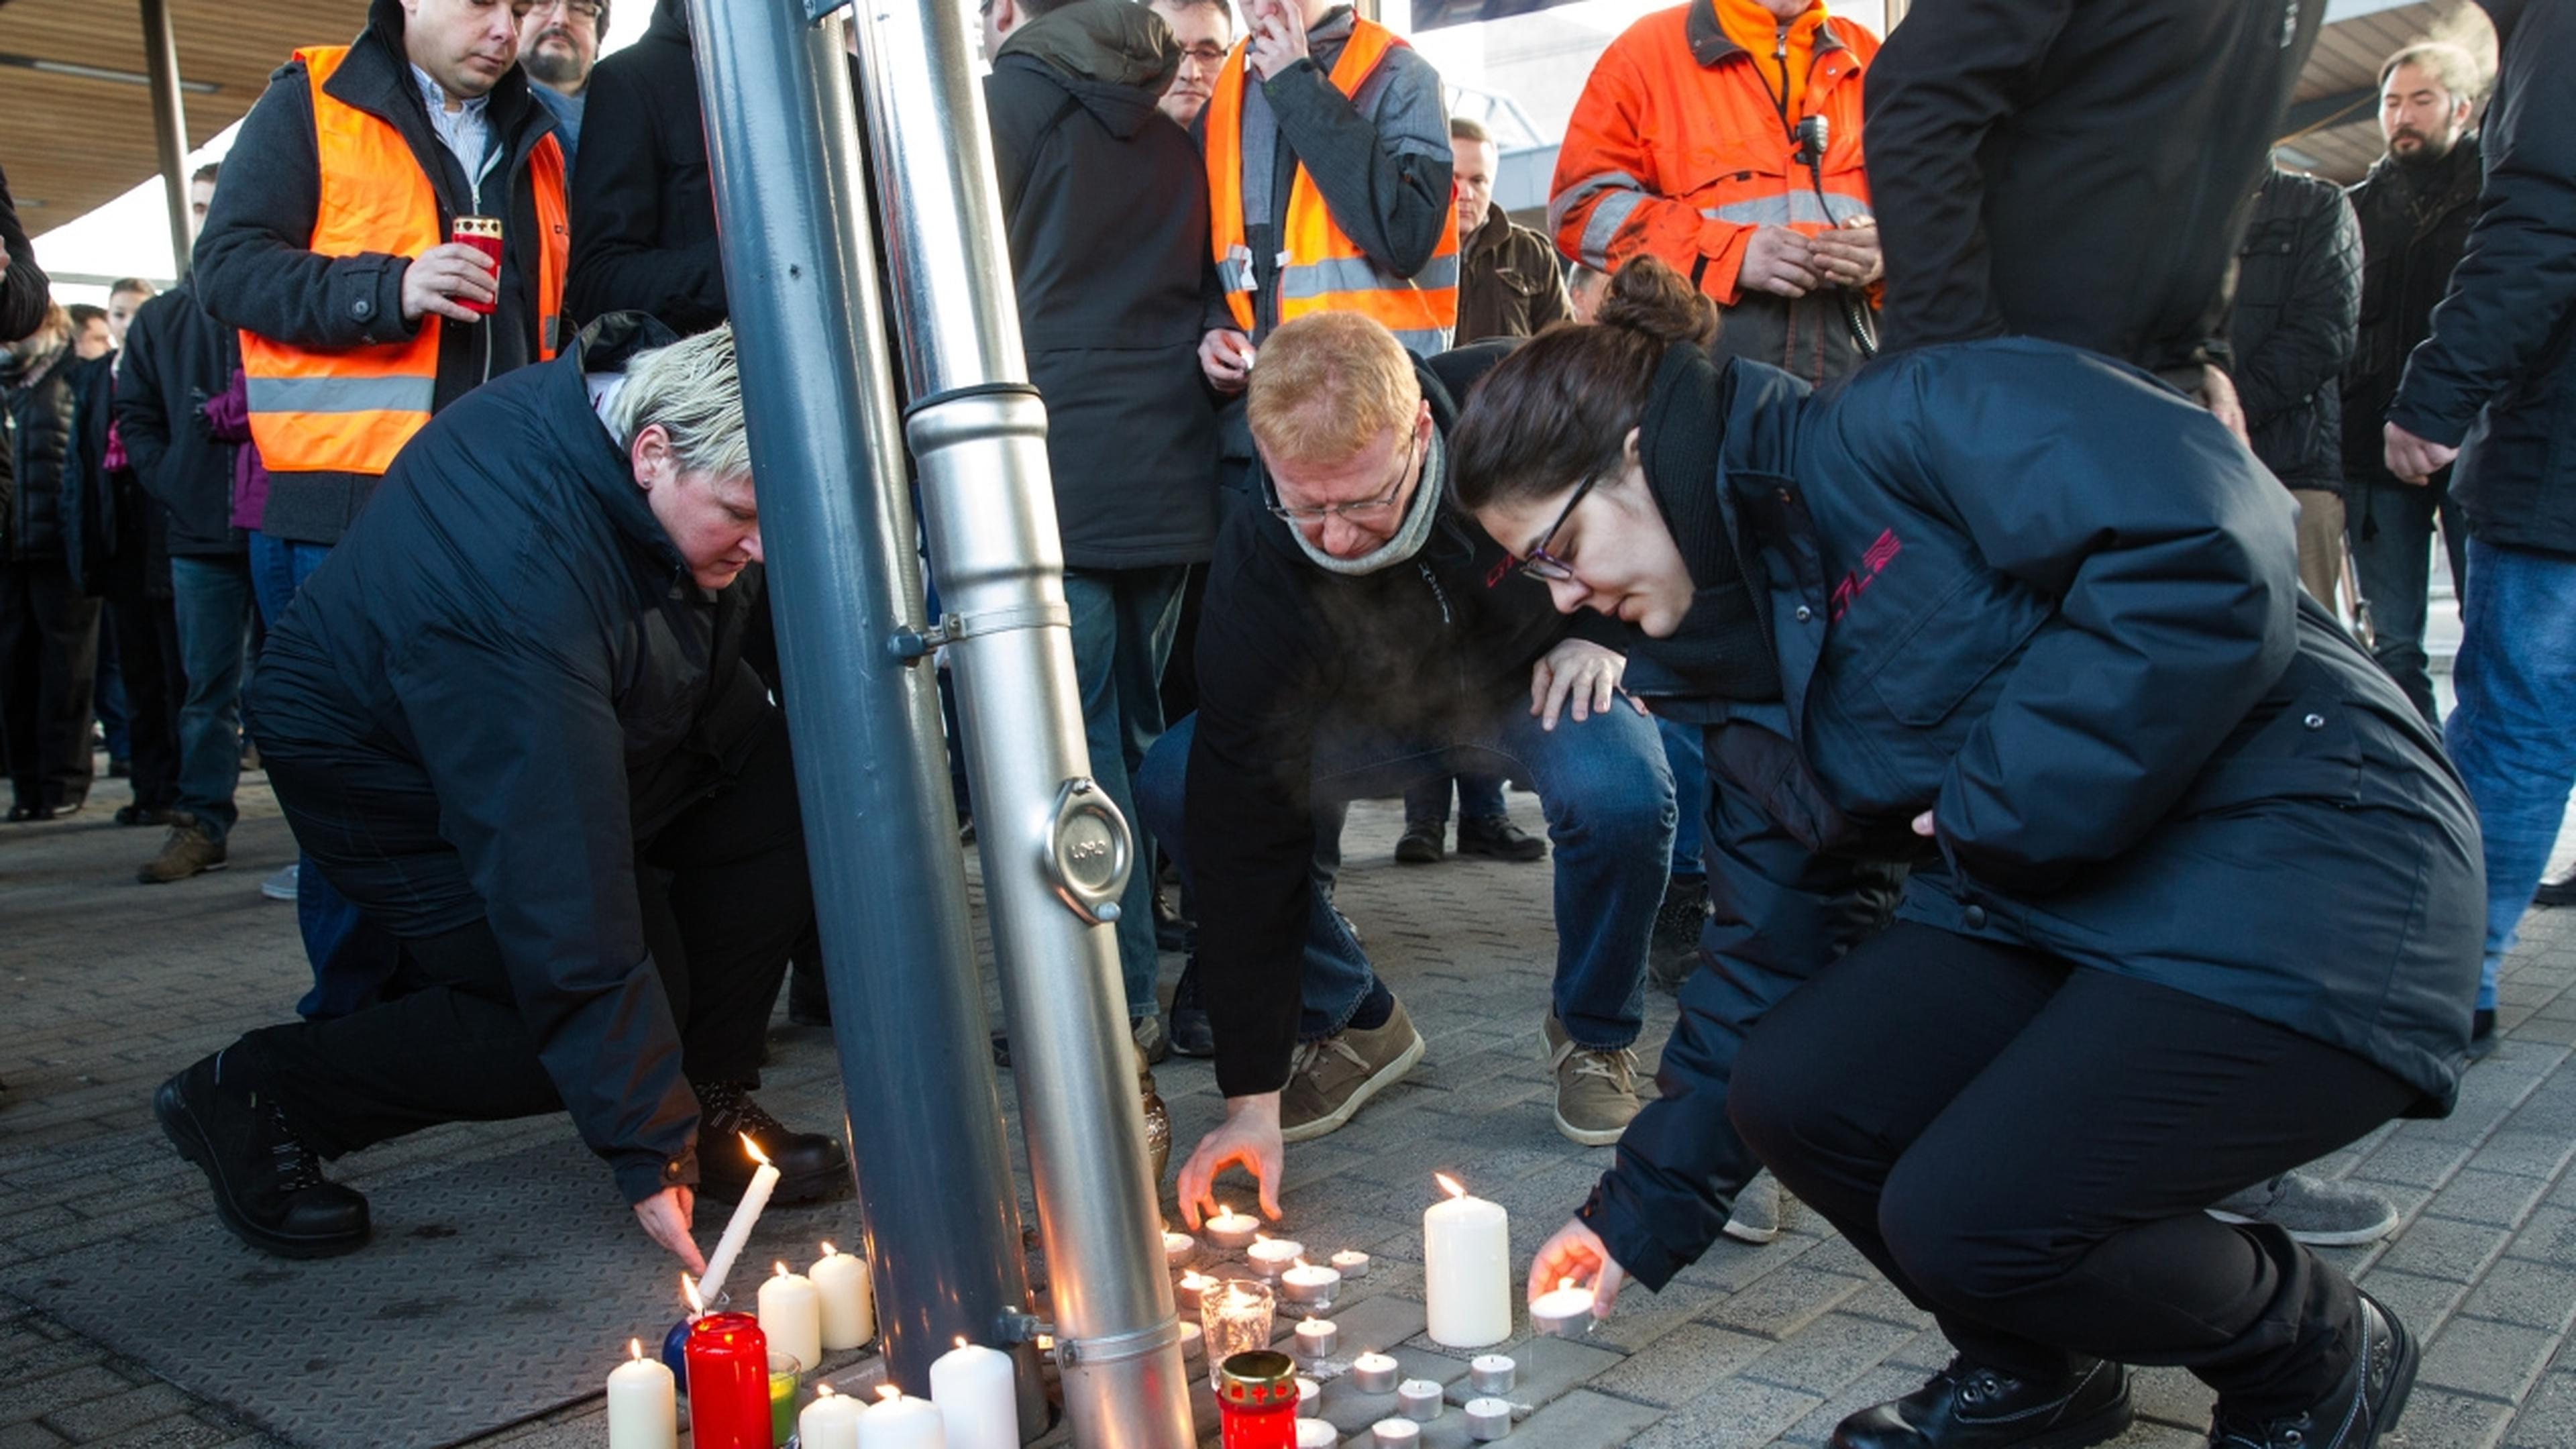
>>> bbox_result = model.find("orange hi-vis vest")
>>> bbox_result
[242,44,568,477]
[1203,17,1460,357]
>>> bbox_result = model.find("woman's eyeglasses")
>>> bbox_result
[1515,467,1605,582]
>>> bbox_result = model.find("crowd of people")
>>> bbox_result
[2,0,2572,1443]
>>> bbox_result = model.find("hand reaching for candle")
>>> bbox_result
[635,1185,707,1273]
[1528,1217,1629,1320]
[1177,1093,1285,1229]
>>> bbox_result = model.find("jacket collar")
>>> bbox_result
[1687,0,1846,70]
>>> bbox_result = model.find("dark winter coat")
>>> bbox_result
[2342,136,2483,495]
[985,0,1218,570]
[0,163,46,344]
[567,0,724,335]
[2228,168,2361,494]
[1584,339,2482,1289]
[243,315,777,1204]
[1866,0,2320,376]
[2387,0,2576,555]
[1,340,78,567]
[115,280,246,559]
[193,0,565,547]
[1190,343,1601,1095]
[60,354,152,600]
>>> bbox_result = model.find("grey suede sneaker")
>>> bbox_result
[1544,1012,1643,1146]
[2210,1172,2399,1246]
[1723,1171,1794,1244]
[1279,999,1426,1143]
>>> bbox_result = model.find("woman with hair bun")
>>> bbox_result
[1454,257,2477,1449]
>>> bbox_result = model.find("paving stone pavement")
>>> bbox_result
[7,767,2576,1448]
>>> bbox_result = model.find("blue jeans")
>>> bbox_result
[252,533,405,1021]
[168,555,257,841]
[1658,716,1707,879]
[1136,697,1673,1049]
[1063,565,1189,1020]
[2347,480,2467,728]
[2445,539,2576,1013]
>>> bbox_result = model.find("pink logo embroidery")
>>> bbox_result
[1829,529,1902,622]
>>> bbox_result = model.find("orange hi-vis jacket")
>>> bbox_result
[1204,17,1460,356]
[1549,1,1875,306]
[241,44,568,478]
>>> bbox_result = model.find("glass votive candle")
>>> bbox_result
[1203,1277,1278,1367]
[766,1351,802,1448]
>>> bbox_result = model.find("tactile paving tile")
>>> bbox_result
[13,1134,866,1448]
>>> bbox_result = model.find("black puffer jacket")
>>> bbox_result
[0,163,46,344]
[567,0,724,333]
[244,315,776,1204]
[2342,137,2482,494]
[2228,168,2361,493]
[115,280,246,558]
[60,354,148,599]
[2387,0,2576,554]
[985,0,1217,570]
[1,337,78,566]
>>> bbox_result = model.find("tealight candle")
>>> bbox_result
[1373,1418,1421,1447]
[858,1387,947,1449]
[759,1261,822,1377]
[1293,1316,1337,1362]
[1350,1352,1400,1395]
[606,1338,677,1449]
[1247,1235,1306,1281]
[1176,1271,1218,1313]
[929,1338,1017,1449]
[1205,1208,1263,1252]
[1330,1249,1372,1279]
[798,1383,864,1449]
[1529,1277,1595,1338]
[1297,1377,1322,1417]
[1424,1173,1511,1349]
[1280,1260,1341,1306]
[812,1242,877,1350]
[1397,1380,1442,1421]
[1469,1354,1515,1395]
[1165,1230,1198,1269]
[1465,1397,1514,1442]
[1297,1419,1339,1448]
[1180,1321,1204,1360]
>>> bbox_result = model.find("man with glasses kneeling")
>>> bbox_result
[1139,312,1674,1226]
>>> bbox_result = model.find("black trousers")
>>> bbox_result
[0,560,102,811]
[1730,922,2416,1417]
[105,592,184,813]
[250,711,814,1161]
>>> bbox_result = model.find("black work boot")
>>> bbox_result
[1394,820,1446,865]
[1833,1355,2132,1449]
[1455,814,1547,862]
[696,1081,851,1205]
[156,1048,371,1259]
[786,958,832,1028]
[1166,959,1216,1058]
[2207,1292,2416,1449]
[1648,874,1711,992]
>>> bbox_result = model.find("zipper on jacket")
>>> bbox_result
[1417,561,1456,627]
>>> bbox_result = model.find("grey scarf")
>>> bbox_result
[1287,425,1447,576]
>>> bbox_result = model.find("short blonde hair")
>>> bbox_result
[608,325,751,481]
[1246,313,1421,466]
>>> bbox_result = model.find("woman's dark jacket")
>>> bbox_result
[2341,136,2482,495]
[193,0,564,547]
[115,280,247,559]
[60,354,153,599]
[2386,0,2576,554]
[1,343,78,567]
[244,315,775,1204]
[568,0,725,334]
[1586,339,2482,1289]
[985,0,1218,570]
[2227,168,2360,494]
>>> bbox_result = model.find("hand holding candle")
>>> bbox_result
[1525,1216,1626,1324]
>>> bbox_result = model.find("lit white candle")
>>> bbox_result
[1165,1230,1198,1269]
[859,1387,947,1449]
[1529,1277,1595,1338]
[1203,1208,1262,1251]
[1423,1174,1511,1349]
[812,1242,877,1350]
[1297,1419,1339,1448]
[1175,1270,1218,1312]
[605,1338,677,1449]
[1279,1260,1341,1306]
[759,1261,822,1375]
[1330,1249,1372,1279]
[1293,1316,1337,1362]
[1469,1354,1515,1395]
[1373,1418,1421,1448]
[1350,1352,1400,1395]
[928,1338,1016,1449]
[1247,1234,1305,1281]
[799,1381,866,1449]
[1397,1380,1443,1421]
[1465,1397,1513,1442]
[695,1133,781,1309]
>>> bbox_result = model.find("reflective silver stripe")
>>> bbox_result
[1547,169,1646,239]
[1277,251,1460,302]
[244,373,435,417]
[1389,327,1453,358]
[1700,189,1872,227]
[1218,256,1257,294]
[1580,190,1646,269]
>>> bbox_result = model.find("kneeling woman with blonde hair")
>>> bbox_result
[1450,258,2478,1449]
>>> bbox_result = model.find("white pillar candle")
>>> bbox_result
[1293,1316,1337,1362]
[1203,1209,1263,1251]
[695,1134,782,1309]
[1280,1262,1340,1306]
[1247,1236,1305,1281]
[1329,1249,1371,1279]
[1165,1230,1198,1269]
[1529,1279,1594,1338]
[1464,1397,1514,1442]
[812,1243,877,1350]
[1297,1419,1339,1448]
[1350,1352,1400,1395]
[928,1338,1016,1449]
[859,1389,947,1449]
[1372,1418,1421,1448]
[1397,1380,1442,1421]
[1468,1354,1515,1395]
[605,1338,677,1449]
[759,1262,822,1375]
[1423,1175,1511,1349]
[800,1382,866,1449]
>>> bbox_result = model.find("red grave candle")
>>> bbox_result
[450,216,503,316]
[1214,1350,1301,1449]
[684,1311,776,1449]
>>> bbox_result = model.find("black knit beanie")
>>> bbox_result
[1629,342,1782,704]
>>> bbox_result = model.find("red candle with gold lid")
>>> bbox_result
[684,1311,775,1448]
[1215,1349,1301,1449]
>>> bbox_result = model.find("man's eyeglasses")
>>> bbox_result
[525,0,604,18]
[1269,431,1420,526]
[1515,466,1605,582]
[1180,42,1229,64]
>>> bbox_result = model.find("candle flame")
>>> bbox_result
[877,1385,902,1403]
[1303,1316,1325,1328]
[682,1273,705,1316]
[629,1338,645,1361]
[955,1335,970,1350]
[816,1383,837,1400]
[1559,1277,1576,1293]
[1295,1258,1311,1270]
[820,1240,838,1258]
[1181,1271,1214,1289]
[1254,1232,1271,1246]
[741,1133,771,1167]
[1436,1172,1466,1199]
[775,1261,792,1278]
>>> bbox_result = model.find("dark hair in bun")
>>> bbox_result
[1450,257,1717,513]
